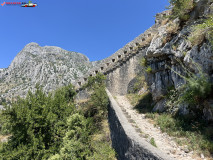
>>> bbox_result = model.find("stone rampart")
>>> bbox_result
[106,89,174,160]
[74,23,159,89]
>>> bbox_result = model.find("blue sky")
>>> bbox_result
[0,0,169,68]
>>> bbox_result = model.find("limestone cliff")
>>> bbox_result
[0,42,94,102]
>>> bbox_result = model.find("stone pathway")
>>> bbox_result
[115,95,203,160]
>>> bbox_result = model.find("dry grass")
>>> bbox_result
[166,21,179,34]
[161,18,169,26]
[137,35,154,48]
[91,119,110,142]
[188,27,206,46]
[0,135,10,143]
[161,35,172,45]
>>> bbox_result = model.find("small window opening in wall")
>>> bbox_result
[90,74,92,77]
[95,70,98,74]
[142,38,145,41]
[129,47,133,50]
[84,78,87,81]
[124,51,127,54]
[101,67,104,70]
[118,55,121,58]
[112,59,115,62]
[78,82,81,86]
[136,43,139,46]
[148,33,151,37]
[106,63,110,66]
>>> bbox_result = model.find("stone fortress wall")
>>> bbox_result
[73,10,171,93]
[74,11,176,160]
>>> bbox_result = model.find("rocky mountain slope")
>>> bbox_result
[75,0,213,121]
[0,42,95,102]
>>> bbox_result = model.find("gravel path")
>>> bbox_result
[115,95,202,160]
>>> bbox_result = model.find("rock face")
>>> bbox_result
[75,0,213,120]
[0,42,94,101]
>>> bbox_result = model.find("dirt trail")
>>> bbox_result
[115,95,203,160]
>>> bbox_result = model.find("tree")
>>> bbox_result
[0,84,76,159]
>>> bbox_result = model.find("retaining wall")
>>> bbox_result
[106,89,174,160]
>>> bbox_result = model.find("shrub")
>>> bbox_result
[140,57,147,67]
[130,75,147,93]
[167,0,194,21]
[0,84,76,159]
[49,113,92,160]
[145,66,152,74]
[167,60,212,114]
[83,73,109,124]
[150,137,157,147]
[0,74,115,160]
[49,74,115,160]
[188,16,213,47]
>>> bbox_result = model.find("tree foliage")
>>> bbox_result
[0,74,115,159]
[0,84,76,159]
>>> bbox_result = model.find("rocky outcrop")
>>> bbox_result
[143,0,213,116]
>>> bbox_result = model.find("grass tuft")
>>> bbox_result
[150,137,157,147]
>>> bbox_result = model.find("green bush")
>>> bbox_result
[167,0,194,21]
[145,66,152,74]
[49,113,92,160]
[49,74,115,160]
[140,57,147,67]
[83,73,109,125]
[0,84,76,159]
[0,74,116,160]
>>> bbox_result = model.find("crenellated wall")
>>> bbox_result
[106,48,147,95]
[73,21,160,90]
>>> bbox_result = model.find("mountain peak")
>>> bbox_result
[0,43,94,100]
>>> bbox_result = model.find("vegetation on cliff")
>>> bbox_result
[167,0,195,21]
[188,15,213,47]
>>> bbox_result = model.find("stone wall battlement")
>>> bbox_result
[74,23,159,89]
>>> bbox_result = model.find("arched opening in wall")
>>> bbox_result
[129,47,133,50]
[95,70,98,74]
[106,63,110,66]
[101,67,104,70]
[78,82,81,86]
[90,74,92,77]
[118,55,121,58]
[148,33,151,37]
[136,43,139,46]
[124,50,127,54]
[142,38,145,41]
[112,59,115,62]
[84,78,87,81]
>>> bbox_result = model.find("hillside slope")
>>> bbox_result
[0,42,95,102]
